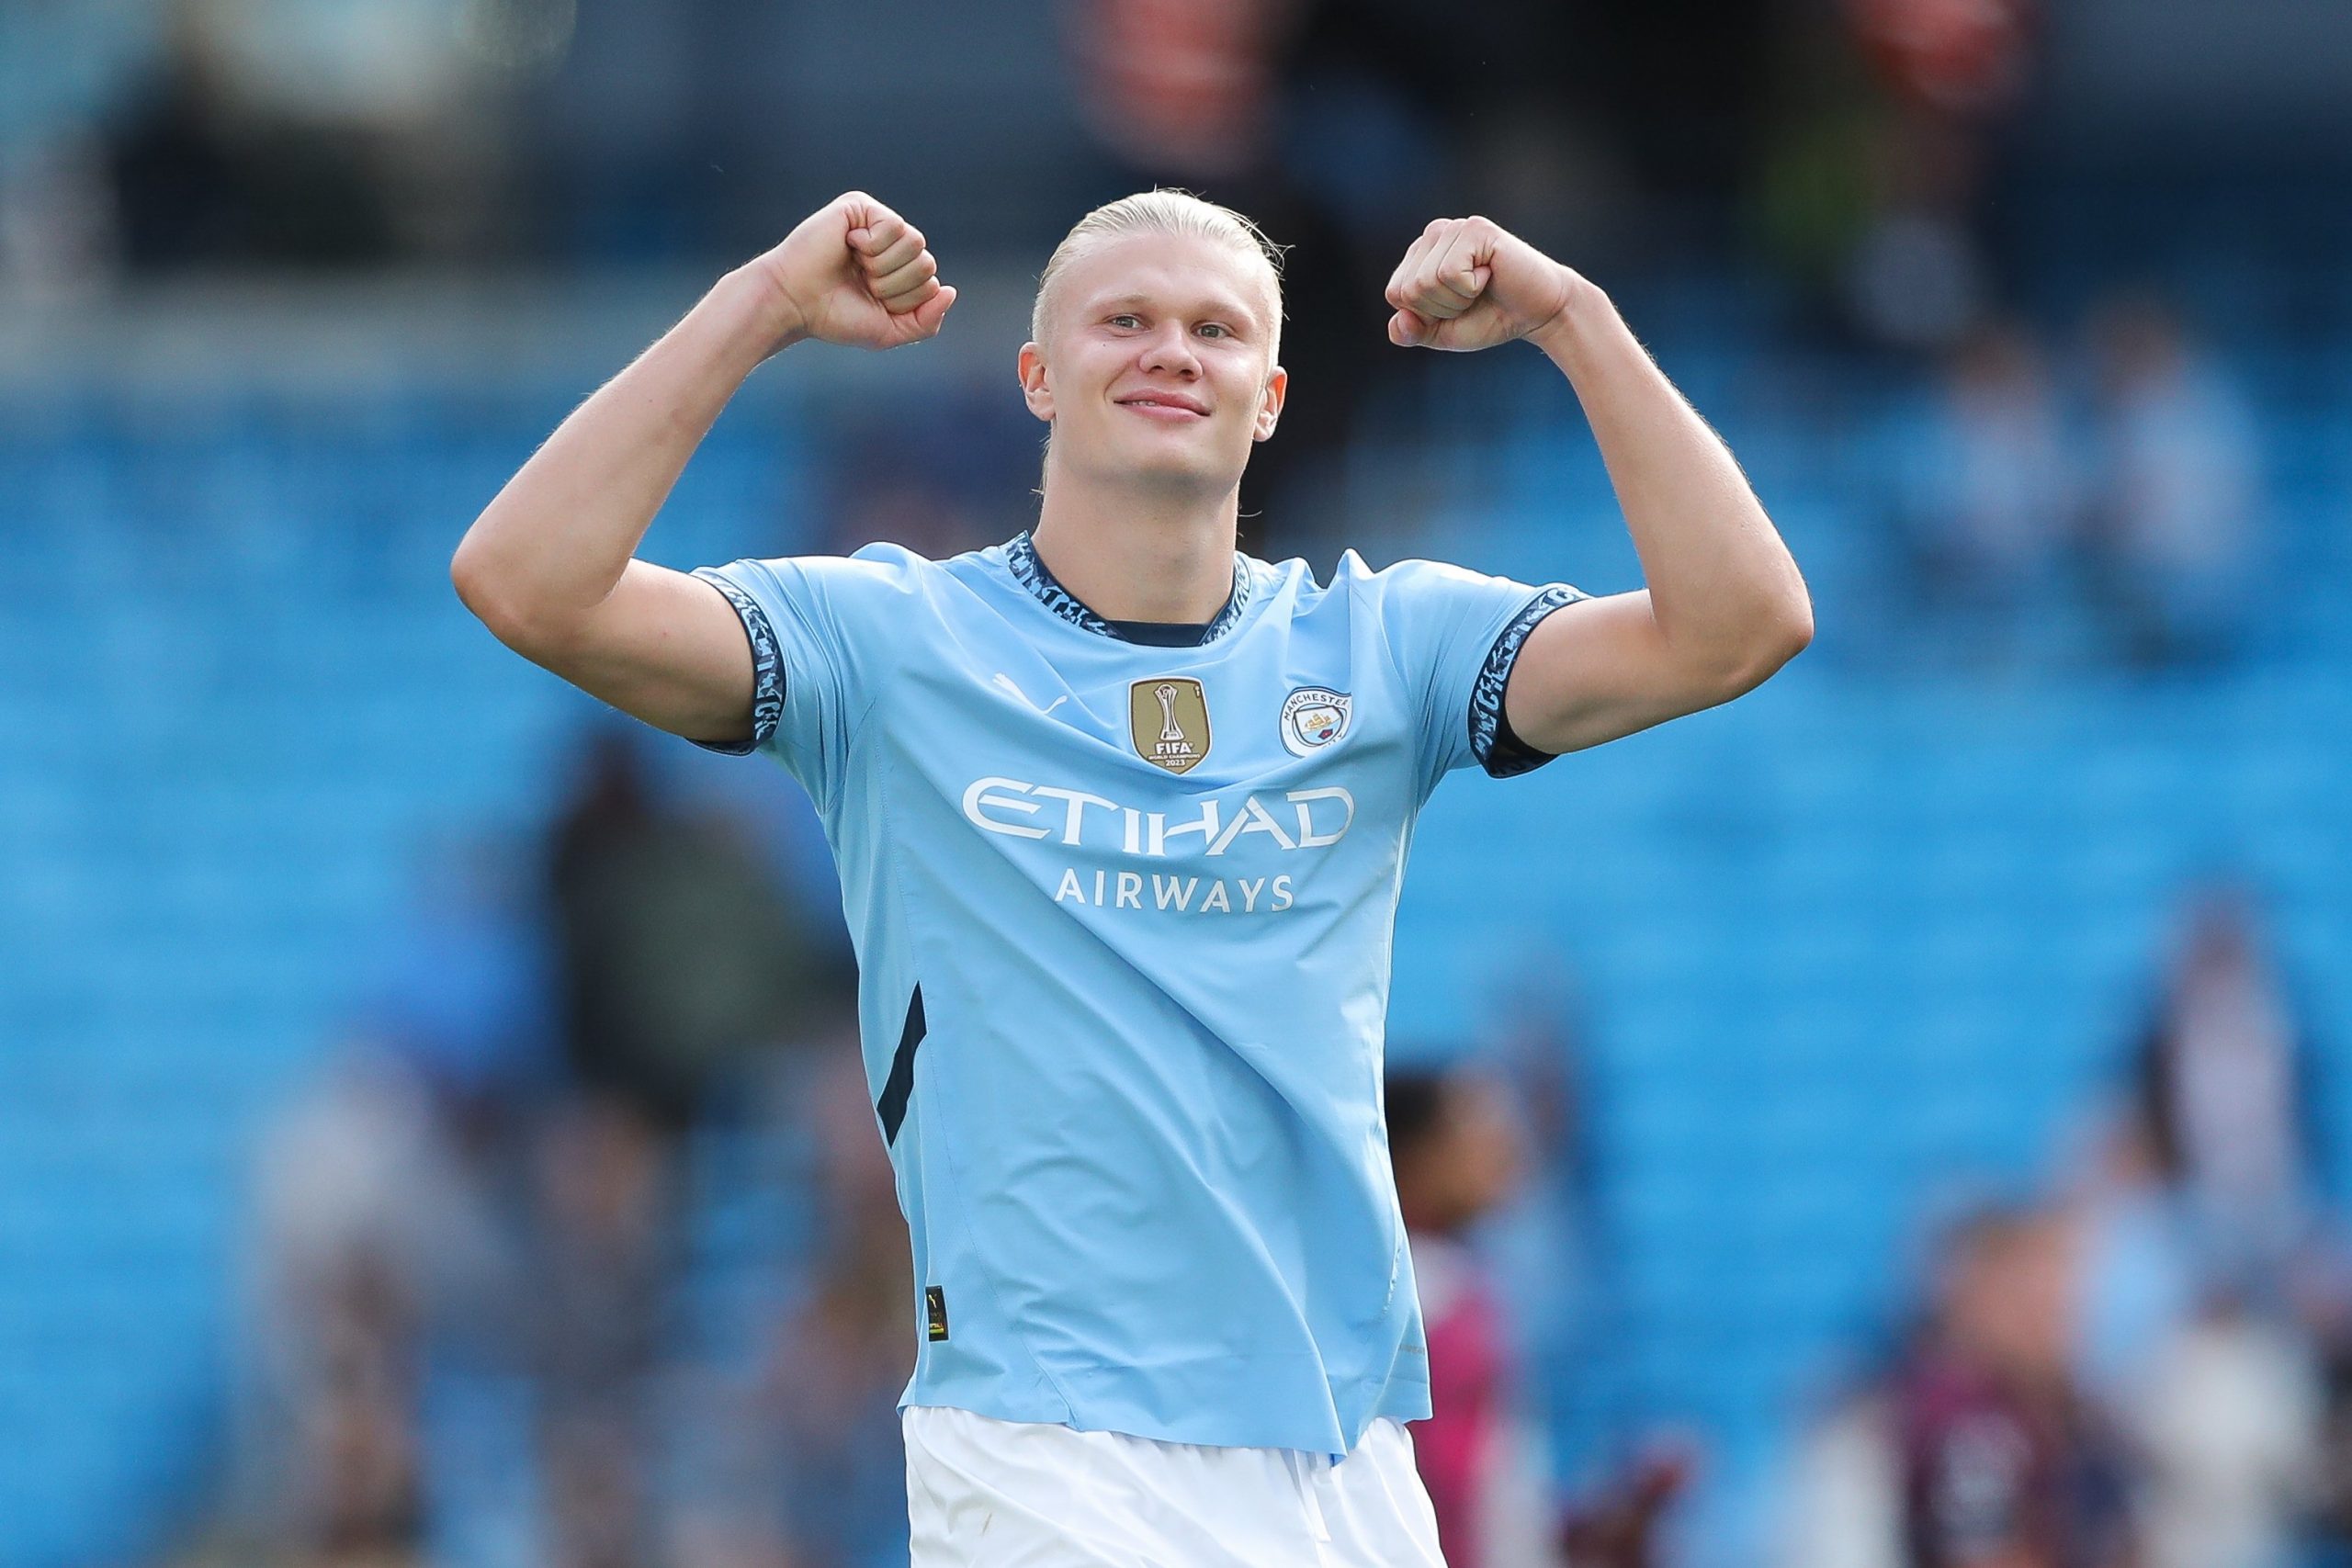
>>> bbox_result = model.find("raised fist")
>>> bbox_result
[1384,216,1577,354]
[749,191,956,353]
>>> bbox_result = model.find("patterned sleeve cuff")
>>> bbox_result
[1468,585,1585,779]
[689,567,785,755]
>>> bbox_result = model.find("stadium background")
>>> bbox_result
[3,1,2349,1565]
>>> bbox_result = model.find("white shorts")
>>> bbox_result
[903,1404,1449,1567]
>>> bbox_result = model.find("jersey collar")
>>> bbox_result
[1004,530,1252,647]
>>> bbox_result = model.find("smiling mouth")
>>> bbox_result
[1117,400,1209,422]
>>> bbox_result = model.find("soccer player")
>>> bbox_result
[452,188,1811,1564]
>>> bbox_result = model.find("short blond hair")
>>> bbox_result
[1031,188,1287,367]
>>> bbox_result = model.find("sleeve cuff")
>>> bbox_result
[1468,585,1585,779]
[688,566,785,755]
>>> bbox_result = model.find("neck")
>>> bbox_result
[1029,462,1239,623]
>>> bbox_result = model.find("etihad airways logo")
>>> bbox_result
[961,777,1354,858]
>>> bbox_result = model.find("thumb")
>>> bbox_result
[1388,309,1430,347]
[910,283,957,336]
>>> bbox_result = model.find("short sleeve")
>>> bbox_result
[1353,556,1586,791]
[686,547,922,807]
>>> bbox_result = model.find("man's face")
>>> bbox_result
[1019,232,1287,495]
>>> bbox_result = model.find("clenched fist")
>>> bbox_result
[1384,216,1580,354]
[748,191,956,354]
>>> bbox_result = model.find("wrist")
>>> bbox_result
[1526,270,1611,359]
[717,261,811,358]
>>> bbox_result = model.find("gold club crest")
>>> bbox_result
[1130,678,1212,774]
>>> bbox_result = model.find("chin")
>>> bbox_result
[1106,446,1222,487]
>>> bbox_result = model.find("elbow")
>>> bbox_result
[449,536,508,634]
[1712,594,1814,699]
[1749,570,1815,677]
[450,536,557,656]
[1754,597,1815,683]
[1774,592,1815,666]
[449,538,486,616]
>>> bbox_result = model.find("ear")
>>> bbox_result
[1252,363,1288,443]
[1017,342,1054,425]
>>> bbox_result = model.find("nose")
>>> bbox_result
[1137,321,1201,378]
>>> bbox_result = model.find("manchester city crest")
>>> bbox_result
[1280,687,1351,756]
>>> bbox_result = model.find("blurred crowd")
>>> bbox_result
[10,0,2086,566]
[1779,886,2352,1568]
[9,4,2333,1567]
[1882,297,2266,675]
[212,762,2345,1568]
[221,729,886,1568]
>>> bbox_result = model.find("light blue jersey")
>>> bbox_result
[691,532,1581,1459]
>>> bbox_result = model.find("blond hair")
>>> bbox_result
[1030,188,1288,367]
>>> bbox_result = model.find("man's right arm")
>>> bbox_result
[449,193,954,748]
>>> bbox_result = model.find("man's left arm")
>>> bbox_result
[1386,218,1815,756]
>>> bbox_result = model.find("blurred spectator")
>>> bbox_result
[546,727,845,1134]
[1387,1063,1566,1568]
[1895,1205,2135,1568]
[2065,1113,2324,1568]
[2130,885,2316,1292]
[2130,1298,2322,1568]
[1781,1203,2139,1568]
[1894,318,2078,668]
[1843,0,2035,118]
[243,1048,435,1568]
[1760,0,2026,353]
[1841,118,1993,355]
[539,731,854,1560]
[2097,885,2335,1568]
[2083,298,2265,671]
[2066,1113,2199,1415]
[239,839,554,1568]
[1064,0,1301,182]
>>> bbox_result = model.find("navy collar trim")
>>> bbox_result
[1004,531,1251,647]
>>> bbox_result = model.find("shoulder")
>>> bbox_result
[831,538,945,586]
[1237,550,1324,611]
[722,540,951,608]
[1330,551,1505,601]
[1235,548,1485,608]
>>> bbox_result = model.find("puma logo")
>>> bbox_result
[992,673,1069,716]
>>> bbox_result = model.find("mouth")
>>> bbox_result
[1115,394,1209,422]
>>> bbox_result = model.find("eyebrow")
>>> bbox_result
[1090,291,1261,330]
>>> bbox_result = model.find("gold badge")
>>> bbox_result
[1130,678,1212,774]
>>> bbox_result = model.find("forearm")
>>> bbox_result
[451,265,800,641]
[1530,279,1812,678]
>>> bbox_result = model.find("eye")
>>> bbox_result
[1197,322,1231,340]
[1108,313,1141,329]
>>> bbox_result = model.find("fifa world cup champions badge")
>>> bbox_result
[1131,678,1211,773]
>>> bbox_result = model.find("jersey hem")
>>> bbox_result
[899,1354,1432,1461]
